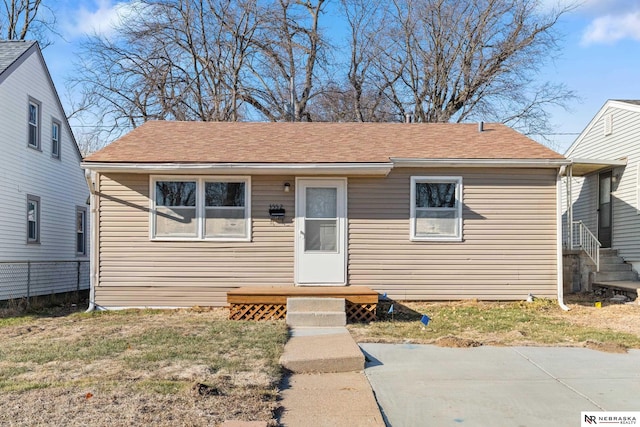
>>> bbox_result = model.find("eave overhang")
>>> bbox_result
[82,158,571,175]
[391,158,570,168]
[567,158,628,177]
[80,162,394,176]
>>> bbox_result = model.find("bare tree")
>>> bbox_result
[0,0,55,47]
[334,0,575,135]
[71,0,261,141]
[71,0,575,146]
[72,0,329,146]
[242,0,328,122]
[338,0,398,122]
[308,82,398,122]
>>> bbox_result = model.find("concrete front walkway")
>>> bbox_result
[361,343,640,427]
[278,327,384,426]
[279,372,384,427]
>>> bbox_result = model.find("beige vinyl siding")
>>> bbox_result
[568,105,640,260]
[95,168,558,307]
[348,168,558,300]
[95,173,295,307]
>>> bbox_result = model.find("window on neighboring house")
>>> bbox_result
[52,120,61,159]
[410,176,463,241]
[28,98,41,149]
[76,207,87,255]
[152,177,250,240]
[27,195,40,243]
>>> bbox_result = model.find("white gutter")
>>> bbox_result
[391,158,571,168]
[81,162,394,176]
[556,168,570,311]
[84,170,98,313]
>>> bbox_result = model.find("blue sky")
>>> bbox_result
[42,0,640,153]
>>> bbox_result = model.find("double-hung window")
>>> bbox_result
[28,98,41,150]
[152,176,250,241]
[52,120,61,159]
[410,176,462,241]
[27,195,40,243]
[76,207,87,255]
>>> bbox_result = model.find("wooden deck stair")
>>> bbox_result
[227,286,379,323]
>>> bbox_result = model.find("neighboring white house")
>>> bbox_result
[0,40,90,300]
[563,100,640,293]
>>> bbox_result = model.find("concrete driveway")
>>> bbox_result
[361,344,640,427]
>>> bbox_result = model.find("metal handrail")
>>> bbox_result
[571,221,601,271]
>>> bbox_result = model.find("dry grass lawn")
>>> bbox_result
[0,303,287,427]
[348,294,640,352]
[2,292,639,426]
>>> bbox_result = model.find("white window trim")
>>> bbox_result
[27,194,41,244]
[52,119,61,159]
[76,206,87,256]
[149,175,251,242]
[27,97,41,150]
[410,176,463,242]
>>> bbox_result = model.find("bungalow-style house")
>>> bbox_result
[0,40,90,300]
[563,100,640,296]
[81,121,569,310]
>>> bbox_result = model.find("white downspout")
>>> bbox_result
[84,169,98,312]
[557,167,570,311]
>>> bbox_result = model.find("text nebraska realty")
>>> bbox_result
[585,415,637,425]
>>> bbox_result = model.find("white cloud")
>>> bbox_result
[581,11,640,45]
[63,0,140,39]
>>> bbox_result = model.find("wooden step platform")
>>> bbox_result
[227,286,379,323]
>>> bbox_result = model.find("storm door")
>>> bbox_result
[295,179,347,285]
[598,171,612,248]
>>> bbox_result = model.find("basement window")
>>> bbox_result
[410,176,463,241]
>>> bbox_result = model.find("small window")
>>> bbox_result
[27,195,40,243]
[410,176,463,241]
[604,113,613,136]
[52,120,61,159]
[76,207,87,255]
[28,98,41,150]
[151,177,250,240]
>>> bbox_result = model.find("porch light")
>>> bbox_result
[284,182,291,192]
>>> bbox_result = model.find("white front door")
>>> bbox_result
[295,178,347,285]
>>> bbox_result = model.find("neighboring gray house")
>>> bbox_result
[0,41,90,300]
[564,100,640,295]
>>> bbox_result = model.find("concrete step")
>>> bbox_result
[287,297,345,313]
[595,271,639,282]
[599,262,633,272]
[279,327,365,373]
[286,297,347,327]
[286,311,346,327]
[600,258,627,266]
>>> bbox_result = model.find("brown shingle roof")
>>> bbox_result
[84,121,564,163]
